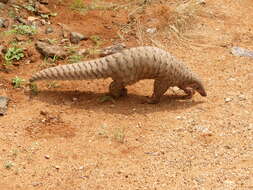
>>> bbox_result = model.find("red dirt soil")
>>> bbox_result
[0,0,252,189]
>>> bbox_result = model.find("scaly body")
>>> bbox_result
[30,46,207,103]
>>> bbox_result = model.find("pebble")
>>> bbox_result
[16,17,28,25]
[237,94,246,101]
[146,27,157,34]
[224,97,232,103]
[27,16,38,22]
[0,17,8,28]
[195,125,211,134]
[44,155,50,159]
[77,49,88,56]
[0,96,9,116]
[15,35,28,42]
[197,0,206,4]
[35,2,51,14]
[0,45,5,55]
[72,97,78,102]
[45,26,53,34]
[38,0,48,4]
[70,32,88,44]
[32,182,42,187]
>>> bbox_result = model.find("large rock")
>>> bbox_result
[35,41,68,58]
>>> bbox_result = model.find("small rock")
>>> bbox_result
[35,41,68,58]
[28,16,38,22]
[231,46,253,58]
[62,30,68,38]
[15,17,28,25]
[44,155,50,159]
[15,35,28,42]
[35,2,50,14]
[32,182,42,187]
[54,165,60,170]
[176,116,183,120]
[99,43,126,57]
[0,96,9,116]
[27,16,40,26]
[0,17,8,28]
[171,86,180,93]
[77,49,88,56]
[224,97,232,103]
[45,26,53,34]
[70,32,88,44]
[38,0,48,4]
[195,125,210,134]
[197,0,206,4]
[146,27,157,34]
[248,124,253,130]
[40,19,50,25]
[0,45,5,55]
[237,94,246,101]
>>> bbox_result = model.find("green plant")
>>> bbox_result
[40,12,58,19]
[23,4,36,12]
[47,81,60,89]
[4,47,24,65]
[99,95,115,103]
[12,76,25,88]
[70,0,87,12]
[67,54,85,63]
[40,55,59,68]
[71,0,114,12]
[113,128,126,143]
[90,35,103,47]
[47,38,58,44]
[6,24,37,35]
[29,83,39,95]
[97,123,109,137]
[4,161,14,170]
[8,9,16,18]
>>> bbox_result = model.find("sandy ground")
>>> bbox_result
[0,0,252,189]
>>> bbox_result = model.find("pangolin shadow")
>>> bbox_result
[29,90,205,115]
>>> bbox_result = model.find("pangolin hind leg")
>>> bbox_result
[109,80,128,99]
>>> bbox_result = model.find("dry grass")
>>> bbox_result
[168,0,204,34]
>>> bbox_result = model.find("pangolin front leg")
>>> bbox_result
[109,80,128,99]
[147,79,169,104]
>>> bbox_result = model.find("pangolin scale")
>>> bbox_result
[30,46,207,103]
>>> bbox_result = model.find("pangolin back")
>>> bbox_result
[29,46,196,85]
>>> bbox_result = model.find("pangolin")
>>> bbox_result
[30,46,207,103]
